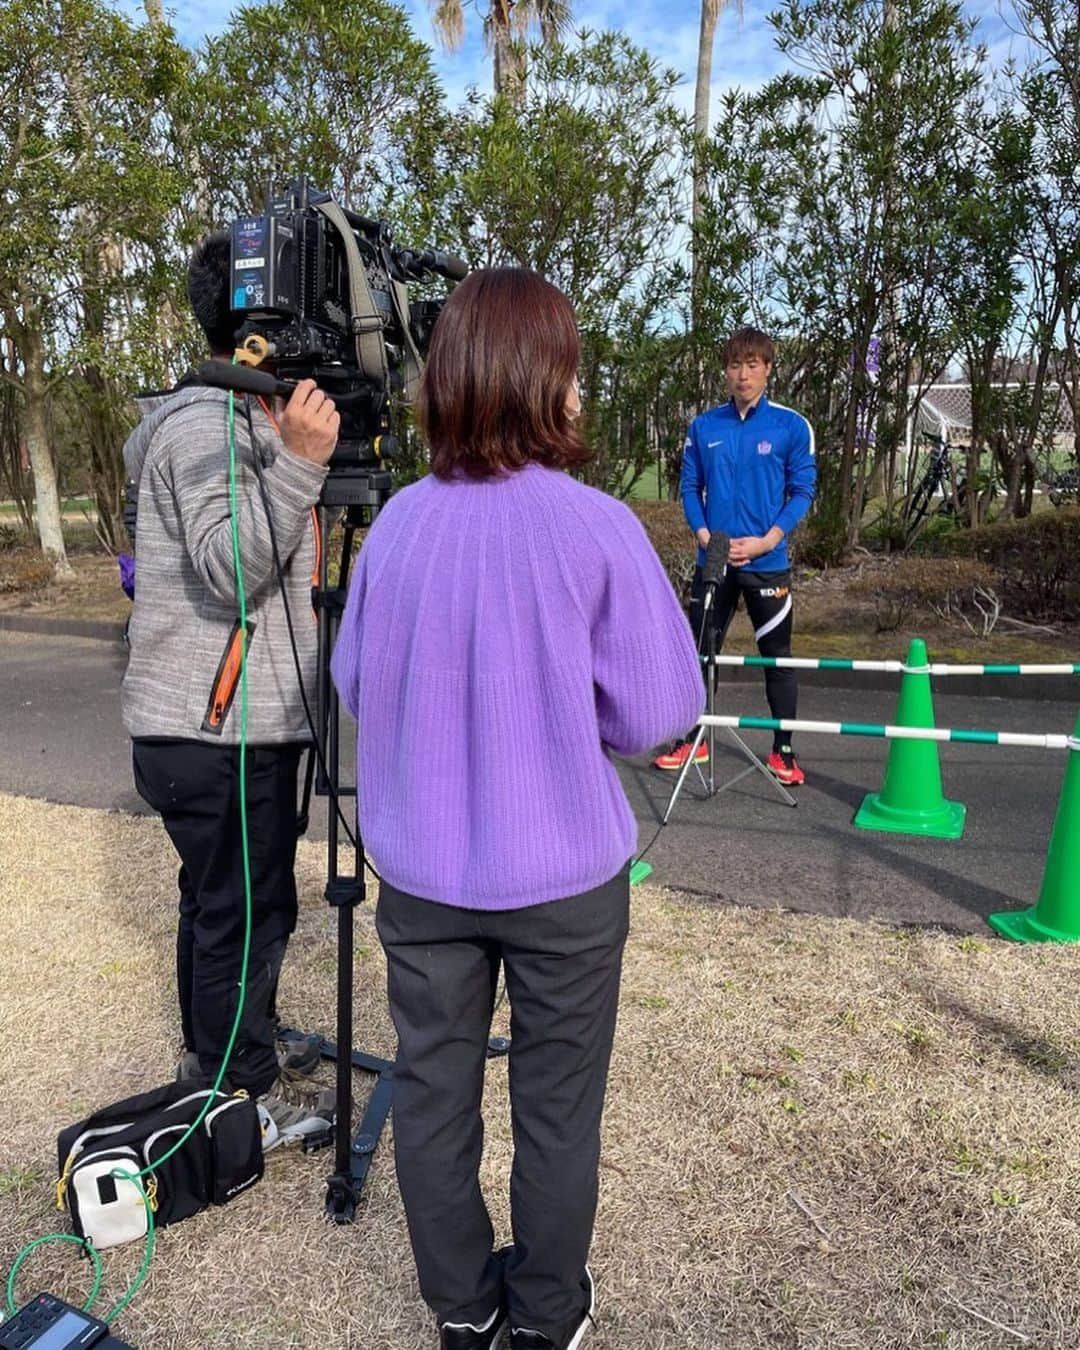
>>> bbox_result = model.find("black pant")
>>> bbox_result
[132,739,303,1096]
[688,566,796,751]
[376,868,630,1348]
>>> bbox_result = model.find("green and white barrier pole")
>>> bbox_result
[708,656,1080,676]
[697,716,1070,751]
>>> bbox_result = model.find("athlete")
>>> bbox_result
[654,326,816,785]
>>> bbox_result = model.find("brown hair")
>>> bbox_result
[418,267,590,480]
[723,326,775,368]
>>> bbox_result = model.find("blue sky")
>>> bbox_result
[116,0,1036,114]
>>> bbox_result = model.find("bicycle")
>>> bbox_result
[901,436,998,543]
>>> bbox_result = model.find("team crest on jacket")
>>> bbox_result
[757,440,773,455]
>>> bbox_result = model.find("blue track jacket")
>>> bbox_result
[680,395,816,572]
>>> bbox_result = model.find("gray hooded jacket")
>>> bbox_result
[121,384,328,744]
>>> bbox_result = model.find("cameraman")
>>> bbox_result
[121,231,337,1143]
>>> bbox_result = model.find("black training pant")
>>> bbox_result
[376,868,630,1348]
[688,565,796,751]
[132,739,303,1096]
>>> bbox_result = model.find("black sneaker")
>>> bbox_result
[510,1268,594,1350]
[439,1247,515,1349]
[439,1303,507,1350]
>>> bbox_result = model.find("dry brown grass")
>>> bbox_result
[2,793,1079,1349]
[0,549,130,621]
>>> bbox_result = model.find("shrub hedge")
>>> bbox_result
[629,500,696,604]
[848,557,998,632]
[937,508,1080,621]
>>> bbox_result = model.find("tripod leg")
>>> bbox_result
[309,504,394,1223]
[725,728,797,806]
[661,725,709,824]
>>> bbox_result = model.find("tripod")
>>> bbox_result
[282,467,395,1224]
[662,574,797,822]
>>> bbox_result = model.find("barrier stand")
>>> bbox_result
[853,638,966,840]
[989,713,1080,944]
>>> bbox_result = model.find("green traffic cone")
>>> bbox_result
[989,713,1080,943]
[854,638,966,839]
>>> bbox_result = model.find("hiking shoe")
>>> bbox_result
[175,1051,204,1083]
[177,1040,322,1085]
[256,1079,335,1152]
[767,746,805,786]
[511,1268,595,1350]
[652,740,708,771]
[276,1031,322,1075]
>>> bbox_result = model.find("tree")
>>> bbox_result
[693,0,990,553]
[692,0,738,324]
[1013,0,1079,495]
[428,0,572,102]
[437,32,687,494]
[939,107,1032,524]
[0,0,185,573]
[196,0,446,238]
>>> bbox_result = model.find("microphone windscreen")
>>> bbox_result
[197,361,293,399]
[703,531,730,588]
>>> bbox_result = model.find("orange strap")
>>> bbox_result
[257,395,280,433]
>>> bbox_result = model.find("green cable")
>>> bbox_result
[3,388,254,1328]
[98,1174,156,1323]
[5,1237,102,1319]
[227,384,254,1091]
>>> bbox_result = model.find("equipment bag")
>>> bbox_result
[56,1080,263,1249]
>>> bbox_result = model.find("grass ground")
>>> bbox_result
[1,794,1079,1349]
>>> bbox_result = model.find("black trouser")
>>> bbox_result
[688,566,796,752]
[376,868,630,1349]
[132,739,303,1096]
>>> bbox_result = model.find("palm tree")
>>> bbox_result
[429,0,572,103]
[692,0,738,324]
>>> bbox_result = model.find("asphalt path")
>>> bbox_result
[2,630,1076,935]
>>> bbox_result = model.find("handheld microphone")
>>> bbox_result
[698,530,731,652]
[197,361,295,399]
[703,530,730,592]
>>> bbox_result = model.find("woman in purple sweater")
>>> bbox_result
[331,268,703,1350]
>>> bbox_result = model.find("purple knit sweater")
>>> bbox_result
[330,462,704,910]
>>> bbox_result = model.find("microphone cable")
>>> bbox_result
[632,530,731,878]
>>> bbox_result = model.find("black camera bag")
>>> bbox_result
[57,1080,263,1249]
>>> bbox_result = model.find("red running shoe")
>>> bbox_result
[767,746,805,785]
[653,740,709,770]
